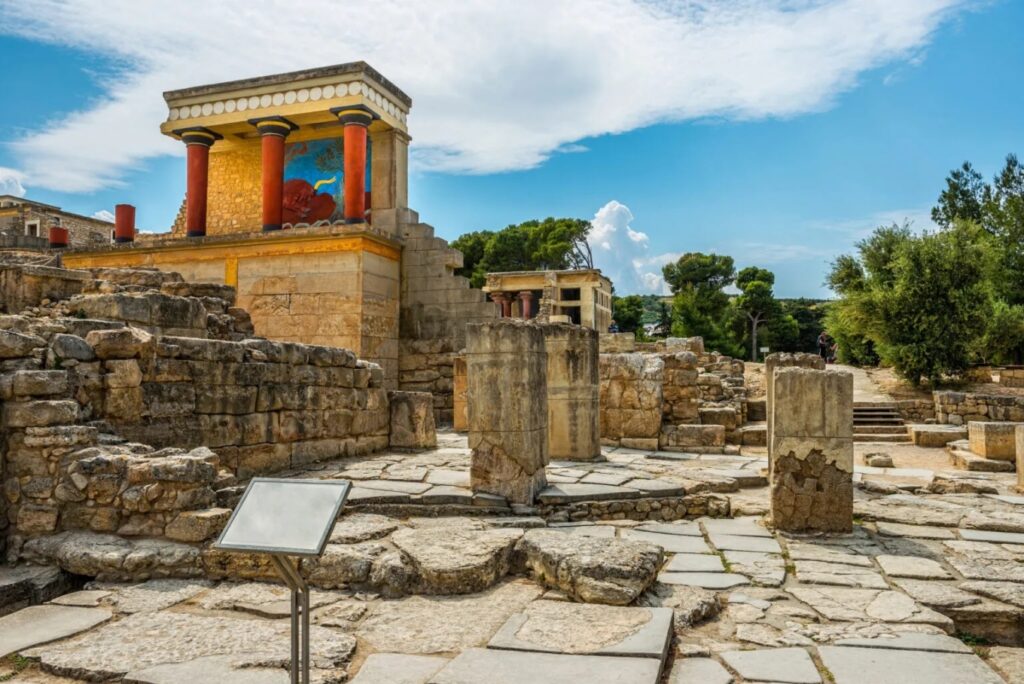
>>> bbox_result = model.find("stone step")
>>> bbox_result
[949,448,1015,472]
[853,425,909,435]
[854,434,912,443]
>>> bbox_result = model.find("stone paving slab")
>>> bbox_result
[428,647,662,684]
[875,555,951,580]
[986,494,1024,506]
[960,528,1024,545]
[623,529,712,553]
[581,472,634,486]
[723,551,787,586]
[547,523,617,538]
[701,517,772,537]
[634,521,702,537]
[537,483,641,504]
[665,554,725,573]
[720,647,821,683]
[91,579,212,614]
[357,479,433,495]
[426,470,471,487]
[833,633,972,654]
[487,602,672,659]
[876,523,956,540]
[818,645,1003,684]
[786,543,875,567]
[349,654,450,684]
[0,604,112,658]
[787,587,953,629]
[793,560,888,589]
[623,479,686,496]
[658,572,749,589]
[669,657,734,683]
[123,655,288,684]
[49,590,111,607]
[708,533,781,554]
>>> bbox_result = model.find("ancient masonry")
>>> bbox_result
[769,366,854,533]
[0,257,429,560]
[466,320,548,504]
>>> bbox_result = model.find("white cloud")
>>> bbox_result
[92,209,115,222]
[0,0,969,192]
[0,167,26,196]
[588,199,674,295]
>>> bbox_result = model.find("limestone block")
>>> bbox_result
[698,406,740,430]
[103,360,143,389]
[765,352,825,454]
[50,334,96,362]
[388,390,437,449]
[599,354,663,444]
[0,329,45,359]
[664,337,704,354]
[10,370,69,397]
[3,400,79,428]
[467,321,548,504]
[599,333,636,353]
[968,421,1020,461]
[542,324,600,461]
[660,424,726,450]
[165,508,232,543]
[86,327,153,360]
[770,367,853,533]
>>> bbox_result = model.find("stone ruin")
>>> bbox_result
[0,256,433,565]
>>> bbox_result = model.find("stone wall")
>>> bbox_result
[171,146,262,237]
[935,391,1024,425]
[599,353,663,450]
[998,367,1024,388]
[0,262,91,315]
[542,324,600,461]
[398,215,496,424]
[897,399,936,423]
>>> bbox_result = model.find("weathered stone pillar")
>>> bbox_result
[770,367,853,533]
[387,390,437,449]
[453,352,468,432]
[466,320,547,504]
[766,352,826,475]
[542,323,600,461]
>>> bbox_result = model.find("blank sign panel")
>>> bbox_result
[214,478,351,557]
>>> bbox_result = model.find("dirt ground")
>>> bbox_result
[865,365,1024,400]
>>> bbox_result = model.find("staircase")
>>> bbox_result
[853,402,910,443]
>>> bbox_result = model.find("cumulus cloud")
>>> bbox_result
[0,167,26,197]
[92,209,115,222]
[588,200,675,295]
[0,0,969,192]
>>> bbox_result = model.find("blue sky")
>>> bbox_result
[1,1,1021,298]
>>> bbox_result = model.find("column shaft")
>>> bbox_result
[261,133,286,230]
[343,123,368,222]
[185,142,210,237]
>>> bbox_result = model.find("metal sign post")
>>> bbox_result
[214,478,351,684]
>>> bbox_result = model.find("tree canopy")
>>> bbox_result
[452,218,593,288]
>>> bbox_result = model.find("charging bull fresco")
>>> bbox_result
[282,137,371,224]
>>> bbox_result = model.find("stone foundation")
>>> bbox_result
[542,324,599,461]
[466,321,548,504]
[769,367,853,533]
[766,352,825,475]
[968,421,1020,461]
[387,390,437,449]
[935,391,1024,424]
[599,353,663,450]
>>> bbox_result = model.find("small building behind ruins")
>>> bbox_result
[483,269,612,330]
[0,196,113,250]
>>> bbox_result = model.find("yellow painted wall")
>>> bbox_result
[63,231,401,386]
[171,145,262,237]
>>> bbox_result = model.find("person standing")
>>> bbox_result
[818,331,830,360]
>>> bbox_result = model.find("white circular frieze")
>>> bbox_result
[225,99,236,113]
[190,104,202,117]
[297,89,309,103]
[260,94,272,108]
[322,85,335,98]
[168,108,179,121]
[272,92,284,106]
[310,86,322,101]
[285,90,297,104]
[248,96,260,109]
[201,103,213,116]
[213,101,225,114]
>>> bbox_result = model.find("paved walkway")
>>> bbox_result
[836,363,894,403]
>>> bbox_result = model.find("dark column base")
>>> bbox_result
[114,237,134,244]
[262,224,282,232]
[186,230,206,238]
[344,217,366,224]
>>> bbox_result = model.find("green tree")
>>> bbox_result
[827,221,989,384]
[611,294,645,333]
[733,266,777,361]
[452,218,594,288]
[663,253,741,357]
[931,161,985,228]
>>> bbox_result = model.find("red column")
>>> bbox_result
[518,291,534,319]
[48,219,68,249]
[250,117,297,231]
[502,296,513,318]
[114,204,135,243]
[489,292,508,317]
[177,128,220,238]
[332,107,375,223]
